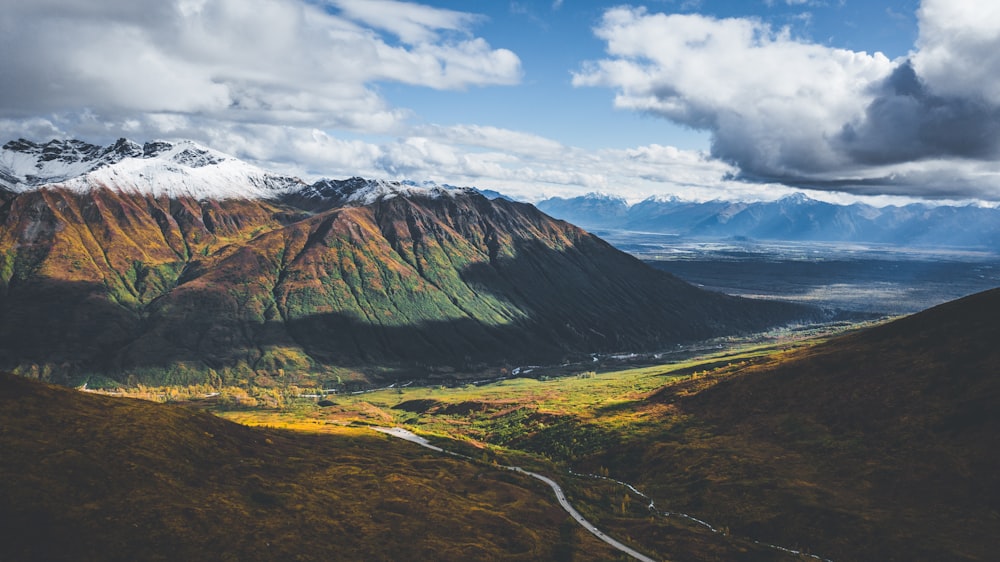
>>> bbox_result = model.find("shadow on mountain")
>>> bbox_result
[0,279,140,384]
[0,238,824,385]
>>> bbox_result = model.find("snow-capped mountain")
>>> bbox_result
[0,138,304,199]
[0,138,818,385]
[539,192,1000,248]
[0,138,470,203]
[293,177,474,209]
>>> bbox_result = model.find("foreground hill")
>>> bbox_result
[594,287,1000,561]
[0,372,621,561]
[0,138,818,386]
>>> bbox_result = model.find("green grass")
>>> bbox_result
[203,309,1000,561]
[80,313,999,562]
[207,334,845,561]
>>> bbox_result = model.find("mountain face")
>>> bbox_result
[0,138,819,386]
[531,193,629,229]
[538,192,1000,247]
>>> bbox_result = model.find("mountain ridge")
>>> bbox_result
[538,192,1000,248]
[1,137,470,203]
[0,138,821,386]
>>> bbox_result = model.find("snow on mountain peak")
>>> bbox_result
[347,178,473,204]
[0,138,482,204]
[299,177,475,206]
[0,138,303,199]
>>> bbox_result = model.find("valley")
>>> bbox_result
[76,331,842,561]
[598,231,1000,315]
[208,289,1000,560]
[5,1,1000,561]
[2,138,998,561]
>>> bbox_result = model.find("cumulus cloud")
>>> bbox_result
[913,1,1000,104]
[575,1,1000,200]
[199,120,743,202]
[573,8,892,178]
[0,98,752,203]
[0,0,520,130]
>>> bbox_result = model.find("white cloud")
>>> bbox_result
[417,124,565,155]
[332,0,478,44]
[158,117,740,202]
[573,8,893,176]
[574,2,1000,200]
[913,0,1000,104]
[6,0,1000,204]
[0,0,520,131]
[0,103,868,205]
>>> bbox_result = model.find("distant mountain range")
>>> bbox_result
[0,139,818,386]
[538,192,1000,248]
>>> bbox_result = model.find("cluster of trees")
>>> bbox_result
[83,381,327,409]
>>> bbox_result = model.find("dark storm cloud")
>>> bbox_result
[838,61,1000,165]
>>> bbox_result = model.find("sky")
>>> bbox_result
[2,0,999,206]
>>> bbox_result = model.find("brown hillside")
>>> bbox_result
[0,373,618,561]
[590,288,1000,561]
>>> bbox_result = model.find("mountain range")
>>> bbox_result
[0,138,818,387]
[537,192,1000,247]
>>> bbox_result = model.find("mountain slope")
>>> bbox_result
[584,288,1000,561]
[532,193,630,229]
[0,373,618,561]
[0,138,820,385]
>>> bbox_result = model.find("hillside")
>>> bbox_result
[323,288,1000,560]
[598,288,1000,561]
[0,138,820,386]
[0,372,623,562]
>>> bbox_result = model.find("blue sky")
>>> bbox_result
[383,0,921,151]
[2,0,999,205]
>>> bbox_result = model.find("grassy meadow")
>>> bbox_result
[69,310,1000,561]
[207,334,844,561]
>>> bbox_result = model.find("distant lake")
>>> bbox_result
[597,230,1000,315]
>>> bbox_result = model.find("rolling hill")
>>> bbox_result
[591,287,1000,561]
[345,287,1000,560]
[0,138,820,386]
[0,372,621,561]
